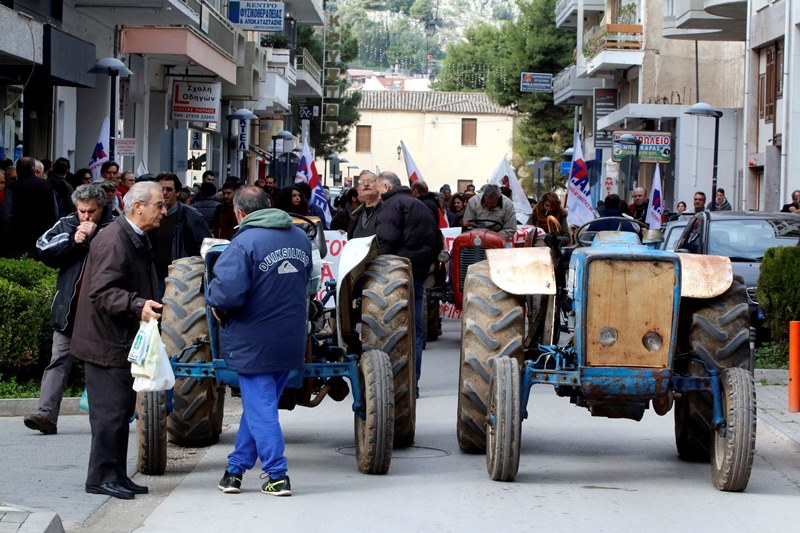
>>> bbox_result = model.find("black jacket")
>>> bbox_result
[192,196,219,228]
[48,174,76,217]
[375,186,438,281]
[2,175,58,259]
[36,207,115,333]
[148,202,211,278]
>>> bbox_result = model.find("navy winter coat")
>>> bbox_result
[206,209,312,375]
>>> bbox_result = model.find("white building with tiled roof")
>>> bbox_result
[340,91,520,191]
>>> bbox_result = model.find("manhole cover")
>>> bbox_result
[336,445,450,459]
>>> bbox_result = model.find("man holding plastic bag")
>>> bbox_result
[207,186,311,497]
[71,181,165,500]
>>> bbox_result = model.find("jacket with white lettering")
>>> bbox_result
[206,209,312,374]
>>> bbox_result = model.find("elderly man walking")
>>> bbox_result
[71,181,165,500]
[24,184,115,435]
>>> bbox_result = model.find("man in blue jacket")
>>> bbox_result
[207,186,311,497]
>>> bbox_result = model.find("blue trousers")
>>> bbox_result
[227,371,291,478]
[414,278,425,383]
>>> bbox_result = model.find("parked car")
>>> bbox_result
[674,211,800,344]
[660,216,690,251]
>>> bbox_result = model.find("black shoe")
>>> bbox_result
[85,482,135,500]
[23,414,57,435]
[218,470,242,494]
[261,474,291,496]
[120,477,148,494]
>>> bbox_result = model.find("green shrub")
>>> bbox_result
[758,247,800,349]
[0,258,57,376]
[754,341,789,369]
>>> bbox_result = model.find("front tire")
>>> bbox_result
[486,356,521,482]
[457,261,524,453]
[354,350,395,475]
[361,255,416,448]
[162,257,224,447]
[136,391,167,475]
[711,368,756,491]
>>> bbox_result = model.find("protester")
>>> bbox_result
[709,188,732,211]
[462,183,516,238]
[781,190,800,213]
[208,186,311,497]
[192,182,219,227]
[528,191,570,247]
[275,185,309,216]
[24,184,114,435]
[212,181,240,240]
[347,171,381,239]
[629,187,648,223]
[71,181,165,500]
[331,187,360,231]
[692,192,706,213]
[1,157,58,259]
[48,159,75,217]
[447,193,466,227]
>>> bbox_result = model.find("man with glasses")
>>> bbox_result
[693,192,707,213]
[148,172,211,297]
[629,187,648,223]
[347,171,381,239]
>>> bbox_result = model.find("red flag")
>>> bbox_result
[400,140,424,184]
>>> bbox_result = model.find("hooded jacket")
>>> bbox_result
[206,209,312,374]
[36,206,115,334]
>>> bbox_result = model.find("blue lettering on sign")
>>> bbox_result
[238,119,248,151]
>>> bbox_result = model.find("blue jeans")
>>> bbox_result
[227,371,291,478]
[414,278,425,384]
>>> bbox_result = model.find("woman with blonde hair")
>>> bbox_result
[527,191,570,247]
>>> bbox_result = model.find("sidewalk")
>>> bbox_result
[0,370,798,532]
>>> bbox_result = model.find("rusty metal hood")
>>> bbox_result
[485,247,556,295]
[677,253,733,298]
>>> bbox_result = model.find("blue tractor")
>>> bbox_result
[136,223,417,477]
[456,219,755,491]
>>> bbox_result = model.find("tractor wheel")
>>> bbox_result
[354,350,394,475]
[457,261,524,453]
[361,255,416,448]
[136,391,167,475]
[162,256,224,447]
[711,367,756,491]
[686,276,752,372]
[674,391,712,462]
[486,356,521,482]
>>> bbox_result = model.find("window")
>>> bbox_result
[355,125,371,152]
[777,39,784,98]
[461,118,477,146]
[758,74,765,118]
[765,44,776,123]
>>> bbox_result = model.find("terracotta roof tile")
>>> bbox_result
[356,91,520,116]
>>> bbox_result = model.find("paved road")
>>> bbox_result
[3,320,800,532]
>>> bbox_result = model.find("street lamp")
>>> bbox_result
[539,156,556,192]
[226,108,258,181]
[685,102,723,211]
[324,153,339,186]
[270,130,293,187]
[525,161,540,200]
[89,57,133,162]
[617,133,643,191]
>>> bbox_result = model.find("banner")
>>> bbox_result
[565,132,594,227]
[88,117,109,182]
[646,164,664,229]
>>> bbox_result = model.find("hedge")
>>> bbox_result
[0,258,57,376]
[757,246,800,349]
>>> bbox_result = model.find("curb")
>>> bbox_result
[0,398,86,418]
[0,505,64,533]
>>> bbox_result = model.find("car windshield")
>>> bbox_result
[708,218,800,260]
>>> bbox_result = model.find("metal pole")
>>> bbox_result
[109,71,117,162]
[790,321,799,412]
[633,144,640,190]
[710,116,720,211]
[536,167,542,200]
[323,159,328,187]
[695,40,700,103]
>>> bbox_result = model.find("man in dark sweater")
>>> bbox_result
[1,157,58,259]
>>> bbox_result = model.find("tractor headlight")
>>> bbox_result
[473,236,482,246]
[642,332,663,352]
[438,250,451,263]
[598,327,618,347]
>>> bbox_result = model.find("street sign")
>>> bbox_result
[238,118,248,151]
[116,138,136,157]
[227,1,284,32]
[520,72,552,93]
[612,131,672,163]
[560,161,572,175]
[299,104,314,119]
[190,130,202,150]
[594,88,618,148]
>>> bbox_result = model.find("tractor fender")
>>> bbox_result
[336,236,382,346]
[677,253,733,298]
[485,247,557,296]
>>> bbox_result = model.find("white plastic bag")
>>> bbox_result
[128,318,158,365]
[132,324,175,392]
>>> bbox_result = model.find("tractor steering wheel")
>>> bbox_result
[466,218,504,233]
[289,213,320,240]
[575,216,648,247]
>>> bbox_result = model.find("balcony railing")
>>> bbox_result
[583,23,644,59]
[296,48,321,85]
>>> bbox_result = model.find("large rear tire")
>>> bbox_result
[162,257,224,447]
[361,255,416,448]
[354,350,394,475]
[687,276,752,372]
[486,356,521,481]
[457,261,524,453]
[711,368,756,491]
[136,391,167,475]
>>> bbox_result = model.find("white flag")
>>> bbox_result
[487,155,532,224]
[646,164,664,229]
[565,132,594,227]
[400,141,424,184]
[88,117,110,182]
